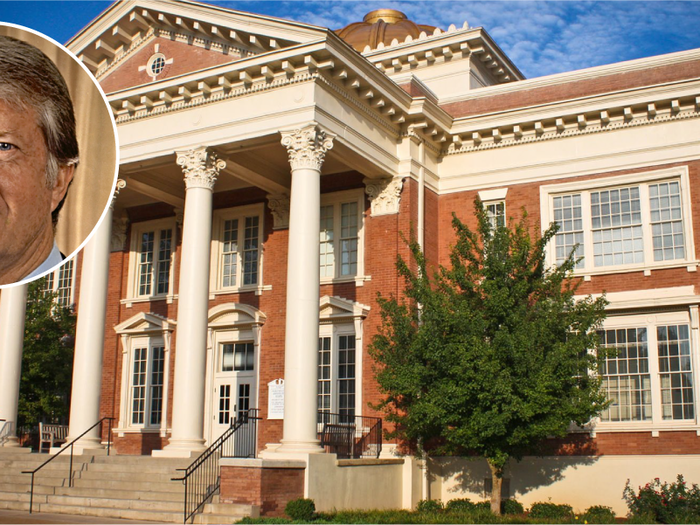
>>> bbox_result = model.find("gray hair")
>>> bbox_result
[0,35,79,225]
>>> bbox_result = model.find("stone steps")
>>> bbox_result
[0,449,254,523]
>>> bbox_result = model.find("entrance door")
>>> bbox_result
[211,341,257,443]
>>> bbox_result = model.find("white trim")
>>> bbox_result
[319,189,366,284]
[540,166,698,276]
[478,188,508,202]
[126,218,177,302]
[209,203,266,295]
[577,286,699,311]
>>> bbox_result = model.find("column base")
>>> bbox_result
[268,439,323,457]
[153,437,206,458]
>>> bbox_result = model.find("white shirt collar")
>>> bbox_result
[25,242,63,280]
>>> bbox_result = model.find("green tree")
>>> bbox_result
[18,279,76,429]
[370,200,609,515]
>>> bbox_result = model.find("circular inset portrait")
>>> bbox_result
[0,23,118,287]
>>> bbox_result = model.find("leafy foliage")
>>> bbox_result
[416,499,444,513]
[285,498,316,521]
[18,279,76,428]
[623,475,700,523]
[369,200,609,513]
[445,498,476,512]
[581,505,616,523]
[528,502,573,520]
[501,499,525,515]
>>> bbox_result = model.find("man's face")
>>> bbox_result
[0,99,72,280]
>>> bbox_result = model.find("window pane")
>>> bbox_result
[222,344,234,372]
[338,335,356,424]
[131,347,147,425]
[599,328,652,421]
[57,259,74,306]
[553,194,584,268]
[243,217,259,285]
[591,187,643,267]
[320,206,335,278]
[649,182,685,261]
[149,346,165,426]
[138,232,155,296]
[485,201,505,229]
[658,324,694,420]
[222,219,238,288]
[156,229,172,295]
[234,343,254,371]
[317,337,332,423]
[340,203,358,276]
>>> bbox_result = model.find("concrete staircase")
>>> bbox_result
[0,447,258,523]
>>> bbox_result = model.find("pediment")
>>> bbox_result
[319,296,370,322]
[68,0,328,92]
[208,303,267,328]
[114,312,176,334]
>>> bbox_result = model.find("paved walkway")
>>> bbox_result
[0,510,161,524]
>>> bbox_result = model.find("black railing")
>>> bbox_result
[22,417,114,514]
[173,409,260,524]
[318,412,382,459]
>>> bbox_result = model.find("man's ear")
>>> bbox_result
[50,164,75,211]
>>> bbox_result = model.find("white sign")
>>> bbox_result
[267,379,285,419]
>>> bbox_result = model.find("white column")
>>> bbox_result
[0,284,28,447]
[66,179,125,451]
[276,125,334,453]
[159,147,225,457]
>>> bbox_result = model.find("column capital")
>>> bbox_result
[364,176,404,216]
[267,193,290,230]
[110,178,127,210]
[280,125,334,172]
[176,147,226,190]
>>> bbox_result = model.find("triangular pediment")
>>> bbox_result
[319,296,370,322]
[68,0,328,92]
[114,312,176,334]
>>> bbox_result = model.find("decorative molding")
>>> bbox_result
[266,193,290,230]
[364,176,404,216]
[280,124,335,171]
[110,215,129,252]
[176,147,226,190]
[110,178,127,209]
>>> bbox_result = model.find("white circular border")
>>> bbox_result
[0,22,120,289]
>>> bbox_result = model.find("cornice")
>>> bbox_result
[445,93,700,156]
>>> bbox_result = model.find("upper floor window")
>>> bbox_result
[596,311,696,429]
[542,168,695,274]
[212,205,264,292]
[485,201,506,229]
[42,259,75,306]
[128,219,175,300]
[319,191,364,281]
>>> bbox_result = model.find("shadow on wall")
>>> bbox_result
[431,437,601,499]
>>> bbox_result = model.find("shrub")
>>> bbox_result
[445,498,476,512]
[474,501,491,511]
[528,502,574,520]
[501,499,525,515]
[581,505,616,524]
[623,475,700,524]
[285,498,316,521]
[416,499,444,513]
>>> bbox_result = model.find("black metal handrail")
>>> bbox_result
[22,417,114,514]
[318,412,382,459]
[172,409,260,524]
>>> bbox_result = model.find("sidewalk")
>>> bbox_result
[0,510,161,524]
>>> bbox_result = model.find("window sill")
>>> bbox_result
[122,295,177,308]
[574,422,699,437]
[209,284,272,299]
[574,260,699,281]
[320,275,372,287]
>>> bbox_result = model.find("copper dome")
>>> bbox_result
[335,9,439,52]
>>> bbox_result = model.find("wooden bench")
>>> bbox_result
[39,422,68,453]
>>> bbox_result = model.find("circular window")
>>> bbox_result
[147,53,167,77]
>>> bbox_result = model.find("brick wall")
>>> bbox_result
[220,465,305,517]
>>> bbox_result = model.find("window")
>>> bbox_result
[318,332,357,424]
[221,342,254,372]
[543,169,694,273]
[597,312,696,429]
[213,206,263,291]
[129,220,174,299]
[319,191,364,280]
[130,341,165,427]
[485,201,506,229]
[42,259,75,306]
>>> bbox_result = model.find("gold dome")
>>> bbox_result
[335,9,438,52]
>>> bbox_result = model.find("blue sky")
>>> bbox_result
[2,1,699,78]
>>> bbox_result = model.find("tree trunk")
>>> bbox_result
[487,460,503,515]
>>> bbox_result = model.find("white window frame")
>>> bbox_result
[319,190,366,285]
[210,204,268,296]
[318,323,358,422]
[592,308,700,434]
[125,218,176,305]
[127,337,166,429]
[114,313,175,437]
[42,257,77,307]
[540,167,697,276]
